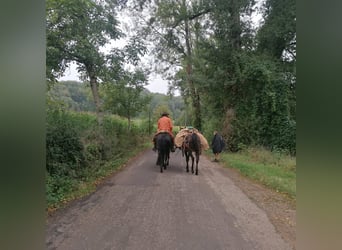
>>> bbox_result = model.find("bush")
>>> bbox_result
[46,109,85,176]
[46,108,150,209]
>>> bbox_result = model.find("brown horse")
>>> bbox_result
[182,132,201,175]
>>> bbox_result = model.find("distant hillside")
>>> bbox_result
[48,81,185,123]
[48,81,96,112]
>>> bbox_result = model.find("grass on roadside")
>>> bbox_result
[219,147,296,199]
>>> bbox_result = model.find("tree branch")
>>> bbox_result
[188,8,212,21]
[171,8,212,29]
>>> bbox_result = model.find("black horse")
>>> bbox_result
[156,132,172,173]
[182,132,201,175]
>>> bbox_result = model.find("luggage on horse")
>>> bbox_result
[175,127,209,152]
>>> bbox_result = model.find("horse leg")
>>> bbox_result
[166,151,170,167]
[163,153,167,170]
[191,154,195,174]
[156,153,160,166]
[195,153,199,175]
[159,152,163,173]
[185,152,189,172]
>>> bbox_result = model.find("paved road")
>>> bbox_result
[46,149,292,250]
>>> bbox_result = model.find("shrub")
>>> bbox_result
[46,109,85,176]
[46,108,150,209]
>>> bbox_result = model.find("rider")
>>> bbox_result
[153,112,175,152]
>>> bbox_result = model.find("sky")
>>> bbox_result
[59,62,170,95]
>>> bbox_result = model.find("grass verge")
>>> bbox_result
[215,147,296,199]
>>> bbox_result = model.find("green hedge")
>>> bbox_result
[46,109,149,209]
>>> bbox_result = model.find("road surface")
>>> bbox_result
[46,149,292,250]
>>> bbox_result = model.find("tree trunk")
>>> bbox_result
[88,73,105,153]
[184,17,202,130]
[89,75,103,125]
[230,1,241,51]
[128,117,131,131]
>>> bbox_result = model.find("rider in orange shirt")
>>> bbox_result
[153,112,175,152]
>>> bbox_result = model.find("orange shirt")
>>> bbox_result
[157,116,173,133]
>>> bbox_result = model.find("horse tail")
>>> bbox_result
[190,133,201,152]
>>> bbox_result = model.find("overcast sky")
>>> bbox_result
[59,61,170,95]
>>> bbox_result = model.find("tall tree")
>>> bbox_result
[46,0,123,123]
[200,0,296,153]
[257,0,296,60]
[129,0,211,130]
[256,0,296,121]
[199,0,255,110]
[102,70,150,130]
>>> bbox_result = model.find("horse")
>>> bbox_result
[182,132,201,175]
[155,132,172,173]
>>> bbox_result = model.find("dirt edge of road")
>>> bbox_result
[207,155,296,250]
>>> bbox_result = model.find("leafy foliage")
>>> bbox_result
[46,0,123,82]
[47,81,96,112]
[46,0,137,122]
[46,107,148,208]
[186,0,296,155]
[102,70,151,129]
[46,109,85,177]
[129,0,213,130]
[257,0,296,60]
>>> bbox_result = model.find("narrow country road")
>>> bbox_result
[46,149,292,250]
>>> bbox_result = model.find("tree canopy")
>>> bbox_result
[128,0,296,154]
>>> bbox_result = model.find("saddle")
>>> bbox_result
[156,130,174,138]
